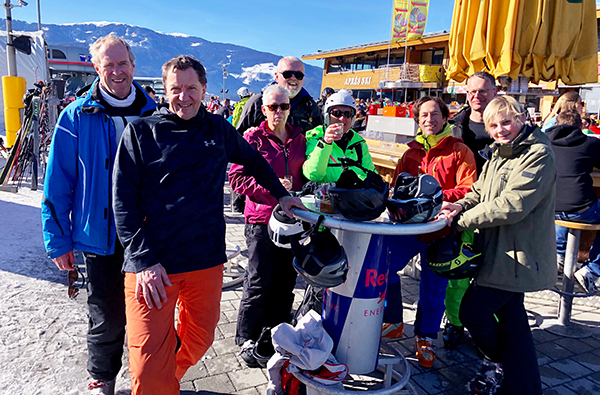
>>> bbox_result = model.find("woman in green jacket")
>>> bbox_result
[303,90,375,183]
[441,96,556,395]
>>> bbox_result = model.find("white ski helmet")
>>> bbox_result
[268,204,311,249]
[237,86,251,98]
[324,89,357,115]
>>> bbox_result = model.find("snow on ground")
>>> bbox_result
[0,185,130,394]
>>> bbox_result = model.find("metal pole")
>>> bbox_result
[36,0,40,30]
[5,0,17,76]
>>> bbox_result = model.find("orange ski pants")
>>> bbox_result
[125,265,223,395]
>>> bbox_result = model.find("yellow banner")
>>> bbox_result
[391,0,430,43]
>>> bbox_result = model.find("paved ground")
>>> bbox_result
[1,184,600,394]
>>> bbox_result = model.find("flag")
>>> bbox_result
[391,0,429,44]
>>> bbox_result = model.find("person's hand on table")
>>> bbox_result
[438,202,463,226]
[279,195,306,218]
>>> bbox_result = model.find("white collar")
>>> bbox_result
[99,83,136,107]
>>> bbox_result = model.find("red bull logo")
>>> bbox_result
[365,269,387,287]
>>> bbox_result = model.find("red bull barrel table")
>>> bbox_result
[292,204,446,375]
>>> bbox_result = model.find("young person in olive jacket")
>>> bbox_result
[441,96,556,395]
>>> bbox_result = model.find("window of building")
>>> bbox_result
[420,48,444,65]
[432,49,444,65]
[52,49,67,59]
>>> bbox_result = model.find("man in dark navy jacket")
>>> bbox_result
[113,55,303,395]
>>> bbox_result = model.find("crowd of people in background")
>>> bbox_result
[39,31,600,395]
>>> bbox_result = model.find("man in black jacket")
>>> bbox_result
[548,110,600,293]
[113,55,304,395]
[450,71,497,174]
[236,56,322,134]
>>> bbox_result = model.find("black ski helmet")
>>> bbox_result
[328,158,389,222]
[290,216,348,288]
[425,230,482,279]
[386,173,443,223]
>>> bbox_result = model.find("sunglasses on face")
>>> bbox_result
[266,103,291,112]
[68,266,86,299]
[329,109,355,119]
[281,70,305,80]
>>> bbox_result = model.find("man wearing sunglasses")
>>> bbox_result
[41,35,156,395]
[237,56,322,134]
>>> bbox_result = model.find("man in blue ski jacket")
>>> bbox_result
[41,34,156,395]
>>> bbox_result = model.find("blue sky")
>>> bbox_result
[12,0,455,67]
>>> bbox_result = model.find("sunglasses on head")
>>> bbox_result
[266,103,291,112]
[68,266,86,299]
[329,109,355,119]
[281,70,305,80]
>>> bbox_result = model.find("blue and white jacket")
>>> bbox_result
[41,78,156,258]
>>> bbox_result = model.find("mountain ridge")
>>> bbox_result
[4,18,324,99]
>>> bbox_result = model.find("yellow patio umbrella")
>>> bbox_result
[510,0,542,81]
[447,0,484,82]
[447,0,598,84]
[467,0,489,76]
[484,0,520,78]
[519,0,598,84]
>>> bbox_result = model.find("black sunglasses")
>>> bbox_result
[329,109,355,119]
[266,103,291,112]
[281,70,305,80]
[68,266,86,299]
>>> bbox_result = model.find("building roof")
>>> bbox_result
[302,30,451,60]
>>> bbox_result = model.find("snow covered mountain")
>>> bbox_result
[4,19,324,99]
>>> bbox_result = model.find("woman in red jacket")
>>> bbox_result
[228,84,306,368]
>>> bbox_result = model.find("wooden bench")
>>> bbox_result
[541,220,600,338]
[364,139,408,183]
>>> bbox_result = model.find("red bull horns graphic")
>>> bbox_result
[322,231,391,374]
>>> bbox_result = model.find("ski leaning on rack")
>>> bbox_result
[0,118,28,185]
[0,81,52,187]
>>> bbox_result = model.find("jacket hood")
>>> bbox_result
[545,124,587,146]
[492,124,547,159]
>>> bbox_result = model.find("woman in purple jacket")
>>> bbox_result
[228,84,307,368]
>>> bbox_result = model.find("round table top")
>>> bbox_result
[291,198,447,236]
